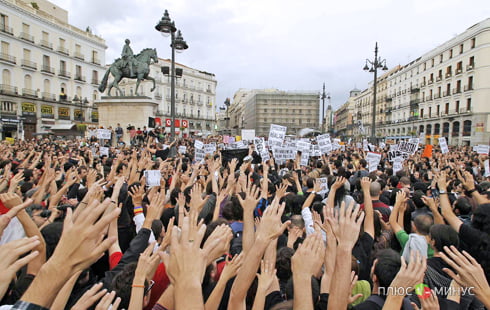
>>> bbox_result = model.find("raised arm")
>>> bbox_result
[238,182,261,255]
[437,172,463,232]
[360,177,374,238]
[389,191,407,234]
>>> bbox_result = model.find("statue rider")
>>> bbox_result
[122,39,137,77]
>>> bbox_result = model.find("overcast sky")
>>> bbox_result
[51,0,490,111]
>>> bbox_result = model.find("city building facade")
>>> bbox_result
[344,18,490,145]
[0,0,106,139]
[334,88,359,138]
[116,58,217,135]
[228,88,320,137]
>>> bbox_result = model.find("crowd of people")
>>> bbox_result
[0,133,489,310]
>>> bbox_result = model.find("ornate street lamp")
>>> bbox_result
[155,10,188,139]
[363,42,388,143]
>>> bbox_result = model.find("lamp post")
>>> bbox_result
[363,42,387,143]
[320,83,330,133]
[155,10,188,140]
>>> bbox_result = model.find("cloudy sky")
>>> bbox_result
[51,0,490,111]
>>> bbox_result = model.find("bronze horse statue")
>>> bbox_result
[98,48,158,96]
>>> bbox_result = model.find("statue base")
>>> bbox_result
[95,97,159,145]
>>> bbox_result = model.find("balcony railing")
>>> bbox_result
[91,58,101,65]
[57,46,69,55]
[443,91,451,97]
[91,78,99,85]
[19,32,34,43]
[445,72,452,78]
[0,53,16,64]
[58,70,71,78]
[206,89,212,93]
[74,52,85,60]
[41,65,55,74]
[436,76,442,82]
[464,85,473,91]
[0,24,13,35]
[455,68,463,75]
[428,79,434,85]
[459,107,472,113]
[74,75,86,82]
[40,40,53,49]
[434,94,441,99]
[41,92,56,101]
[410,87,420,92]
[452,88,461,94]
[182,99,187,105]
[22,88,37,97]
[466,64,474,71]
[21,59,37,70]
[0,84,18,95]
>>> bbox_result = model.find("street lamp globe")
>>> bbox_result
[172,30,188,53]
[155,10,176,37]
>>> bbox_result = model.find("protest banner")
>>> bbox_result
[178,146,187,154]
[439,138,449,154]
[398,141,418,155]
[300,151,310,166]
[254,137,266,153]
[393,157,403,174]
[97,129,112,140]
[194,140,204,150]
[317,177,329,196]
[99,147,109,157]
[476,145,490,155]
[366,152,382,172]
[144,170,161,187]
[194,148,205,162]
[204,143,216,155]
[422,145,433,158]
[268,124,287,148]
[241,129,255,141]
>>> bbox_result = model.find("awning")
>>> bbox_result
[49,123,76,130]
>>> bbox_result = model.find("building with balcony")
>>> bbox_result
[228,88,320,137]
[334,88,359,138]
[116,58,217,135]
[346,18,490,145]
[0,0,106,139]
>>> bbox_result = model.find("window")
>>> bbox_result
[1,41,9,54]
[2,69,11,85]
[456,61,462,73]
[452,121,460,136]
[59,38,65,47]
[43,55,50,67]
[434,123,440,135]
[439,54,443,63]
[455,100,460,113]
[426,124,432,134]
[60,60,66,72]
[0,14,8,29]
[42,31,48,41]
[75,65,82,79]
[467,76,473,90]
[469,56,474,66]
[92,70,98,84]
[466,98,471,111]
[420,108,424,118]
[471,38,475,48]
[431,59,434,67]
[463,120,471,136]
[75,44,81,53]
[446,65,451,75]
[445,102,449,114]
[449,49,453,59]
[43,79,50,93]
[23,48,31,60]
[459,44,463,54]
[76,86,82,98]
[92,50,99,64]
[24,74,32,89]
[436,105,440,115]
[456,80,461,93]
[22,23,30,34]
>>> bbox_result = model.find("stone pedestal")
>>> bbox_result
[95,96,158,145]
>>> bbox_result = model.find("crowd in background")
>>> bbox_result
[0,133,489,310]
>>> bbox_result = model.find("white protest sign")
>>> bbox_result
[390,144,399,151]
[204,143,216,155]
[194,148,205,162]
[393,157,403,174]
[333,139,341,151]
[476,145,490,155]
[388,150,410,162]
[363,139,369,151]
[379,142,386,149]
[316,134,332,154]
[300,151,310,166]
[297,140,311,152]
[144,170,162,187]
[254,137,266,153]
[261,150,270,162]
[485,159,490,177]
[97,129,112,140]
[241,129,256,141]
[178,146,187,154]
[366,152,382,172]
[235,140,245,149]
[419,132,426,145]
[311,145,321,157]
[268,124,287,148]
[439,138,449,154]
[317,177,329,196]
[194,140,204,150]
[99,147,109,157]
[398,141,418,155]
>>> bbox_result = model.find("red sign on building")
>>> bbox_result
[165,119,171,127]
[174,119,180,128]
[182,119,188,128]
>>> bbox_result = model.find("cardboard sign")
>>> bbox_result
[300,151,310,166]
[366,152,382,172]
[261,150,270,162]
[195,148,205,162]
[439,138,449,154]
[144,170,161,187]
[254,137,266,153]
[388,150,409,162]
[317,177,329,196]
[241,129,255,141]
[99,147,109,157]
[268,124,287,148]
[97,129,112,140]
[204,143,216,155]
[398,141,418,155]
[194,140,204,150]
[178,146,187,154]
[476,145,490,155]
[422,145,433,158]
[393,157,403,174]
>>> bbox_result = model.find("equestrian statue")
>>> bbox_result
[98,39,158,96]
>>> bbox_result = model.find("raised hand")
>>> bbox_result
[71,283,108,310]
[257,259,277,292]
[237,182,260,213]
[256,202,290,241]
